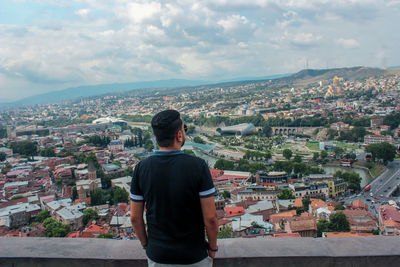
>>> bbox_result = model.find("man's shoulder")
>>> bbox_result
[179,153,207,166]
[137,153,207,168]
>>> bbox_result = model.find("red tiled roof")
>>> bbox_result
[310,199,328,210]
[215,175,248,182]
[288,219,317,232]
[84,224,108,234]
[225,206,245,218]
[66,231,81,238]
[380,205,400,222]
[293,198,303,208]
[325,232,374,237]
[352,199,368,209]
[218,219,233,226]
[271,233,301,238]
[209,168,224,179]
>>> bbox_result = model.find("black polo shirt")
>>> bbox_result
[130,150,216,264]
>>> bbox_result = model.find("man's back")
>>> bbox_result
[131,150,215,264]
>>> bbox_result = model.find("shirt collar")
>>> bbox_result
[153,150,184,156]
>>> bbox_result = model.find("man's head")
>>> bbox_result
[151,110,186,148]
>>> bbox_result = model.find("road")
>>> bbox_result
[344,159,400,218]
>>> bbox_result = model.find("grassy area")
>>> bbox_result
[306,142,320,151]
[335,141,359,149]
[356,161,386,178]
[369,164,385,178]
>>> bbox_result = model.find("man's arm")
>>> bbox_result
[200,196,218,258]
[130,201,148,248]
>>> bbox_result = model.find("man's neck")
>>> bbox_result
[158,145,181,151]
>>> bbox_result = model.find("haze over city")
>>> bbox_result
[1,0,400,101]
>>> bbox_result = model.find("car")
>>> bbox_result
[380,194,384,197]
[373,196,379,200]
[388,186,391,189]
[366,199,371,201]
[384,190,388,192]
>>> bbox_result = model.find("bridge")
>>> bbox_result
[271,127,323,136]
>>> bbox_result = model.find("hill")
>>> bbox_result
[2,66,392,107]
[282,66,385,87]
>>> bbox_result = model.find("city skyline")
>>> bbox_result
[1,0,400,101]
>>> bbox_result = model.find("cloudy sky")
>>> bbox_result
[1,0,400,101]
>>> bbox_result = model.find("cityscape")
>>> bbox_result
[1,66,400,240]
[1,0,400,264]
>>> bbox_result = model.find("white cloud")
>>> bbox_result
[75,9,90,18]
[0,0,399,100]
[124,2,162,24]
[335,38,360,48]
[292,32,322,45]
[218,14,249,32]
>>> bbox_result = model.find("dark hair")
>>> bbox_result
[151,110,183,147]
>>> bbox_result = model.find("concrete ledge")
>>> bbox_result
[1,236,400,267]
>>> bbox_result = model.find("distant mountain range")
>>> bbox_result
[2,66,398,107]
[2,74,290,107]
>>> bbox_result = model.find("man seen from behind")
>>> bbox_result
[130,109,218,266]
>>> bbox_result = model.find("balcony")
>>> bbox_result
[0,236,399,266]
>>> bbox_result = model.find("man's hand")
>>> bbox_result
[201,197,218,259]
[208,250,216,259]
[130,201,148,248]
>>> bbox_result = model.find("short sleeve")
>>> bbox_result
[130,163,144,202]
[198,161,216,198]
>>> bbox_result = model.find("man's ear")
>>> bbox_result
[176,129,183,142]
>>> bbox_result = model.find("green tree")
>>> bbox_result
[214,159,235,170]
[221,190,231,199]
[302,198,311,211]
[123,166,134,177]
[35,210,50,223]
[273,161,293,174]
[320,150,328,159]
[112,160,122,168]
[183,149,196,157]
[328,212,351,232]
[42,218,71,237]
[293,154,302,163]
[335,204,345,210]
[218,225,233,238]
[40,147,56,157]
[98,233,114,239]
[366,142,397,165]
[282,149,293,160]
[333,171,362,191]
[113,187,129,204]
[76,153,86,164]
[193,136,205,144]
[91,188,109,205]
[86,152,100,169]
[352,126,367,142]
[144,139,154,151]
[317,219,330,237]
[83,208,99,225]
[293,162,307,175]
[277,189,295,200]
[72,186,78,201]
[333,147,344,159]
[313,152,320,161]
[10,141,38,159]
[0,152,6,161]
